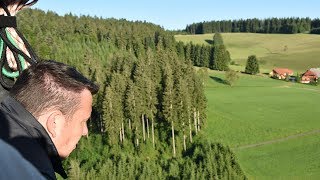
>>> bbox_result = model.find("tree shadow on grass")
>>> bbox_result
[210,76,229,85]
[205,39,213,45]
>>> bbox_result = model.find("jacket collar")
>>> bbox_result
[1,96,68,179]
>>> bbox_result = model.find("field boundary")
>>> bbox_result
[233,129,320,150]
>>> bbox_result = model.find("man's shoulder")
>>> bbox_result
[0,139,45,180]
[0,97,58,180]
[0,96,29,139]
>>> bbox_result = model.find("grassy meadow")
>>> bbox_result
[202,69,320,179]
[177,33,320,178]
[236,133,320,179]
[175,33,320,73]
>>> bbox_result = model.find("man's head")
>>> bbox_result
[10,60,99,158]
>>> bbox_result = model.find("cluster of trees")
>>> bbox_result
[95,47,207,157]
[185,17,320,34]
[176,33,231,71]
[67,135,246,179]
[17,9,246,178]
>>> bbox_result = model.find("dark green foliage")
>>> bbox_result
[176,41,185,59]
[310,28,320,34]
[181,42,211,68]
[177,33,231,71]
[200,45,210,67]
[185,17,315,34]
[214,45,230,71]
[245,55,260,75]
[296,73,302,83]
[64,135,247,180]
[311,18,320,29]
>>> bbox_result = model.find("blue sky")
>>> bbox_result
[33,0,319,30]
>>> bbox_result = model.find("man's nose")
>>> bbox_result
[82,123,88,136]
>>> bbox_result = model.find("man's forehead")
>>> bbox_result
[75,90,93,118]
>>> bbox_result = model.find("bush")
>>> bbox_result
[285,74,290,82]
[225,70,239,86]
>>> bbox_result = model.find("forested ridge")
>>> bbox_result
[17,9,246,179]
[185,17,320,34]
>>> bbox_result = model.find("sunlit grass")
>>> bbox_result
[176,33,320,72]
[202,69,320,178]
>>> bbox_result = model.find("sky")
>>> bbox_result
[33,0,320,30]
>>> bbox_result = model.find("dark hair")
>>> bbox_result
[10,60,99,118]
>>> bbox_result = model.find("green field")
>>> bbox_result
[180,33,320,178]
[203,69,320,179]
[236,133,320,179]
[175,33,320,72]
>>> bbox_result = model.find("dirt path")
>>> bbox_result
[275,85,320,93]
[233,129,320,150]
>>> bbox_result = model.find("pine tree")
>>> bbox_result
[176,41,185,60]
[132,58,150,143]
[161,62,175,157]
[103,76,125,144]
[124,80,140,144]
[213,33,224,46]
[200,45,210,68]
[144,50,157,147]
[173,61,191,151]
[245,55,260,74]
[214,45,230,71]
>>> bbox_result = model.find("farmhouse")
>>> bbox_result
[269,68,294,79]
[301,68,320,83]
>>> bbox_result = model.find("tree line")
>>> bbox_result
[185,17,320,34]
[17,9,246,179]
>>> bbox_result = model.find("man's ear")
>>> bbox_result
[46,111,64,138]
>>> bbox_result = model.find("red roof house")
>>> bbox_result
[301,68,320,83]
[269,68,294,79]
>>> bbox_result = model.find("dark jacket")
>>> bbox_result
[0,96,67,180]
[0,82,10,102]
[0,75,15,102]
[0,139,45,179]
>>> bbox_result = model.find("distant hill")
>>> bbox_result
[175,33,320,72]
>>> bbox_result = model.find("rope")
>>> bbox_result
[0,29,26,77]
[0,0,39,89]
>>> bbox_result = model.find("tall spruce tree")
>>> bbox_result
[132,58,149,142]
[214,45,230,71]
[212,33,230,71]
[161,61,176,156]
